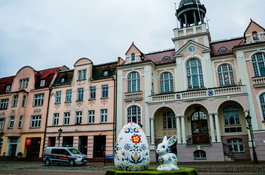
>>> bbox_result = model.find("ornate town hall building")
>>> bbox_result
[116,0,265,162]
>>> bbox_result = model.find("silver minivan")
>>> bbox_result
[43,147,88,166]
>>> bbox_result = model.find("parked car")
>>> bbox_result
[43,147,88,166]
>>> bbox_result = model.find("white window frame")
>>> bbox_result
[90,87,96,99]
[66,90,72,102]
[127,106,141,124]
[227,139,244,153]
[163,111,176,129]
[218,64,235,86]
[6,85,10,93]
[186,59,204,89]
[0,118,5,130]
[127,72,140,92]
[88,110,95,124]
[21,95,27,107]
[53,113,59,126]
[18,116,23,129]
[33,94,44,106]
[194,150,206,160]
[19,78,29,89]
[0,99,9,110]
[101,109,107,123]
[78,89,84,101]
[55,92,61,103]
[12,95,18,107]
[9,116,15,128]
[30,115,41,128]
[252,53,265,77]
[223,107,240,125]
[160,72,174,93]
[64,112,70,125]
[102,85,108,98]
[78,69,87,80]
[40,80,45,87]
[76,111,82,124]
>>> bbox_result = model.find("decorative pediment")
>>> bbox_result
[174,40,210,57]
[124,42,149,64]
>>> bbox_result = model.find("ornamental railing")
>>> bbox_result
[125,91,143,101]
[149,85,246,103]
[252,76,265,87]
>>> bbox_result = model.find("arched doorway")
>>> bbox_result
[191,108,209,144]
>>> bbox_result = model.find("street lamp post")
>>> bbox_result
[245,114,259,164]
[58,128,63,147]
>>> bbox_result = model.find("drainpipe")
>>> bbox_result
[113,74,117,157]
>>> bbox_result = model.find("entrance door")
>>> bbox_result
[93,136,106,157]
[79,136,87,155]
[191,110,209,144]
[9,144,17,158]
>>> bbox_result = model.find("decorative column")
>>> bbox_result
[209,113,215,143]
[214,113,221,142]
[176,116,181,144]
[193,11,198,25]
[150,118,156,150]
[184,13,188,27]
[181,116,186,144]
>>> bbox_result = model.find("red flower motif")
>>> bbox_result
[131,134,141,143]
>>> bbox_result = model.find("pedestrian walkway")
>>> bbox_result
[0,161,264,175]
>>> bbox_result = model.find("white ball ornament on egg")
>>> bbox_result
[114,122,150,171]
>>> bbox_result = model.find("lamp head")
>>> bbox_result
[58,128,63,134]
[245,114,252,125]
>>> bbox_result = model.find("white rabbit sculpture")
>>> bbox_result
[156,135,179,171]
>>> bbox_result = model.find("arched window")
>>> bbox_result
[162,56,171,60]
[131,53,135,61]
[127,106,141,124]
[252,31,259,41]
[259,93,265,120]
[128,72,140,92]
[194,150,206,160]
[218,47,227,52]
[223,107,240,125]
[163,111,176,129]
[227,138,244,153]
[160,72,173,93]
[252,53,265,77]
[186,59,204,89]
[218,64,235,86]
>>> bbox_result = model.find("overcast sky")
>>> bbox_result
[0,0,264,78]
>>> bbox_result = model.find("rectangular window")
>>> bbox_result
[64,112,70,125]
[83,69,86,80]
[78,89,84,101]
[66,90,72,102]
[102,85,108,98]
[78,70,82,80]
[76,111,82,124]
[21,95,27,107]
[18,116,23,128]
[40,80,45,87]
[9,116,15,128]
[90,87,96,99]
[33,94,44,106]
[101,109,107,123]
[56,92,61,103]
[0,99,9,110]
[19,78,29,89]
[12,95,18,107]
[88,110,95,123]
[6,85,10,93]
[54,113,59,126]
[31,115,41,128]
[0,119,5,130]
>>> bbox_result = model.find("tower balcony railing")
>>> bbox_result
[252,76,265,87]
[173,23,206,38]
[149,85,246,103]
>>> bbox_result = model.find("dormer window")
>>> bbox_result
[6,85,10,93]
[19,78,29,89]
[218,47,227,52]
[103,70,109,77]
[40,80,45,87]
[78,69,87,80]
[162,56,171,61]
[61,78,65,83]
[131,53,135,61]
[252,31,259,41]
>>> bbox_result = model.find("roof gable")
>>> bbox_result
[244,19,265,35]
[174,40,210,57]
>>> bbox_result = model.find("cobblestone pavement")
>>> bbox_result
[0,161,264,175]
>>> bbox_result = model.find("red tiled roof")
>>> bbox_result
[0,76,15,94]
[210,38,244,56]
[145,49,175,65]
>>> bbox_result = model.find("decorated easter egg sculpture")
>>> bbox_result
[156,135,179,171]
[114,122,150,171]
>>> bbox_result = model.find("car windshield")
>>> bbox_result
[68,148,82,154]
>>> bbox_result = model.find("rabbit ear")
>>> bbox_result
[167,135,177,147]
[162,136,168,144]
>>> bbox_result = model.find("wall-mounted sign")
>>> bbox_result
[25,138,31,146]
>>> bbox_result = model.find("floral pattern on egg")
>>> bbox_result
[114,122,150,171]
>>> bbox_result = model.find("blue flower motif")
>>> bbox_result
[124,143,131,151]
[141,144,146,151]
[124,127,130,133]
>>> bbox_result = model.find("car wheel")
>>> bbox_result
[45,159,50,166]
[69,159,75,166]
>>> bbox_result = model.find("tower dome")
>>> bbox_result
[176,0,206,28]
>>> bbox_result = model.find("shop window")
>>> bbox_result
[63,136,73,147]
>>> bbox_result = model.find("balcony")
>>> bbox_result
[125,91,143,102]
[149,85,246,103]
[252,76,265,87]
